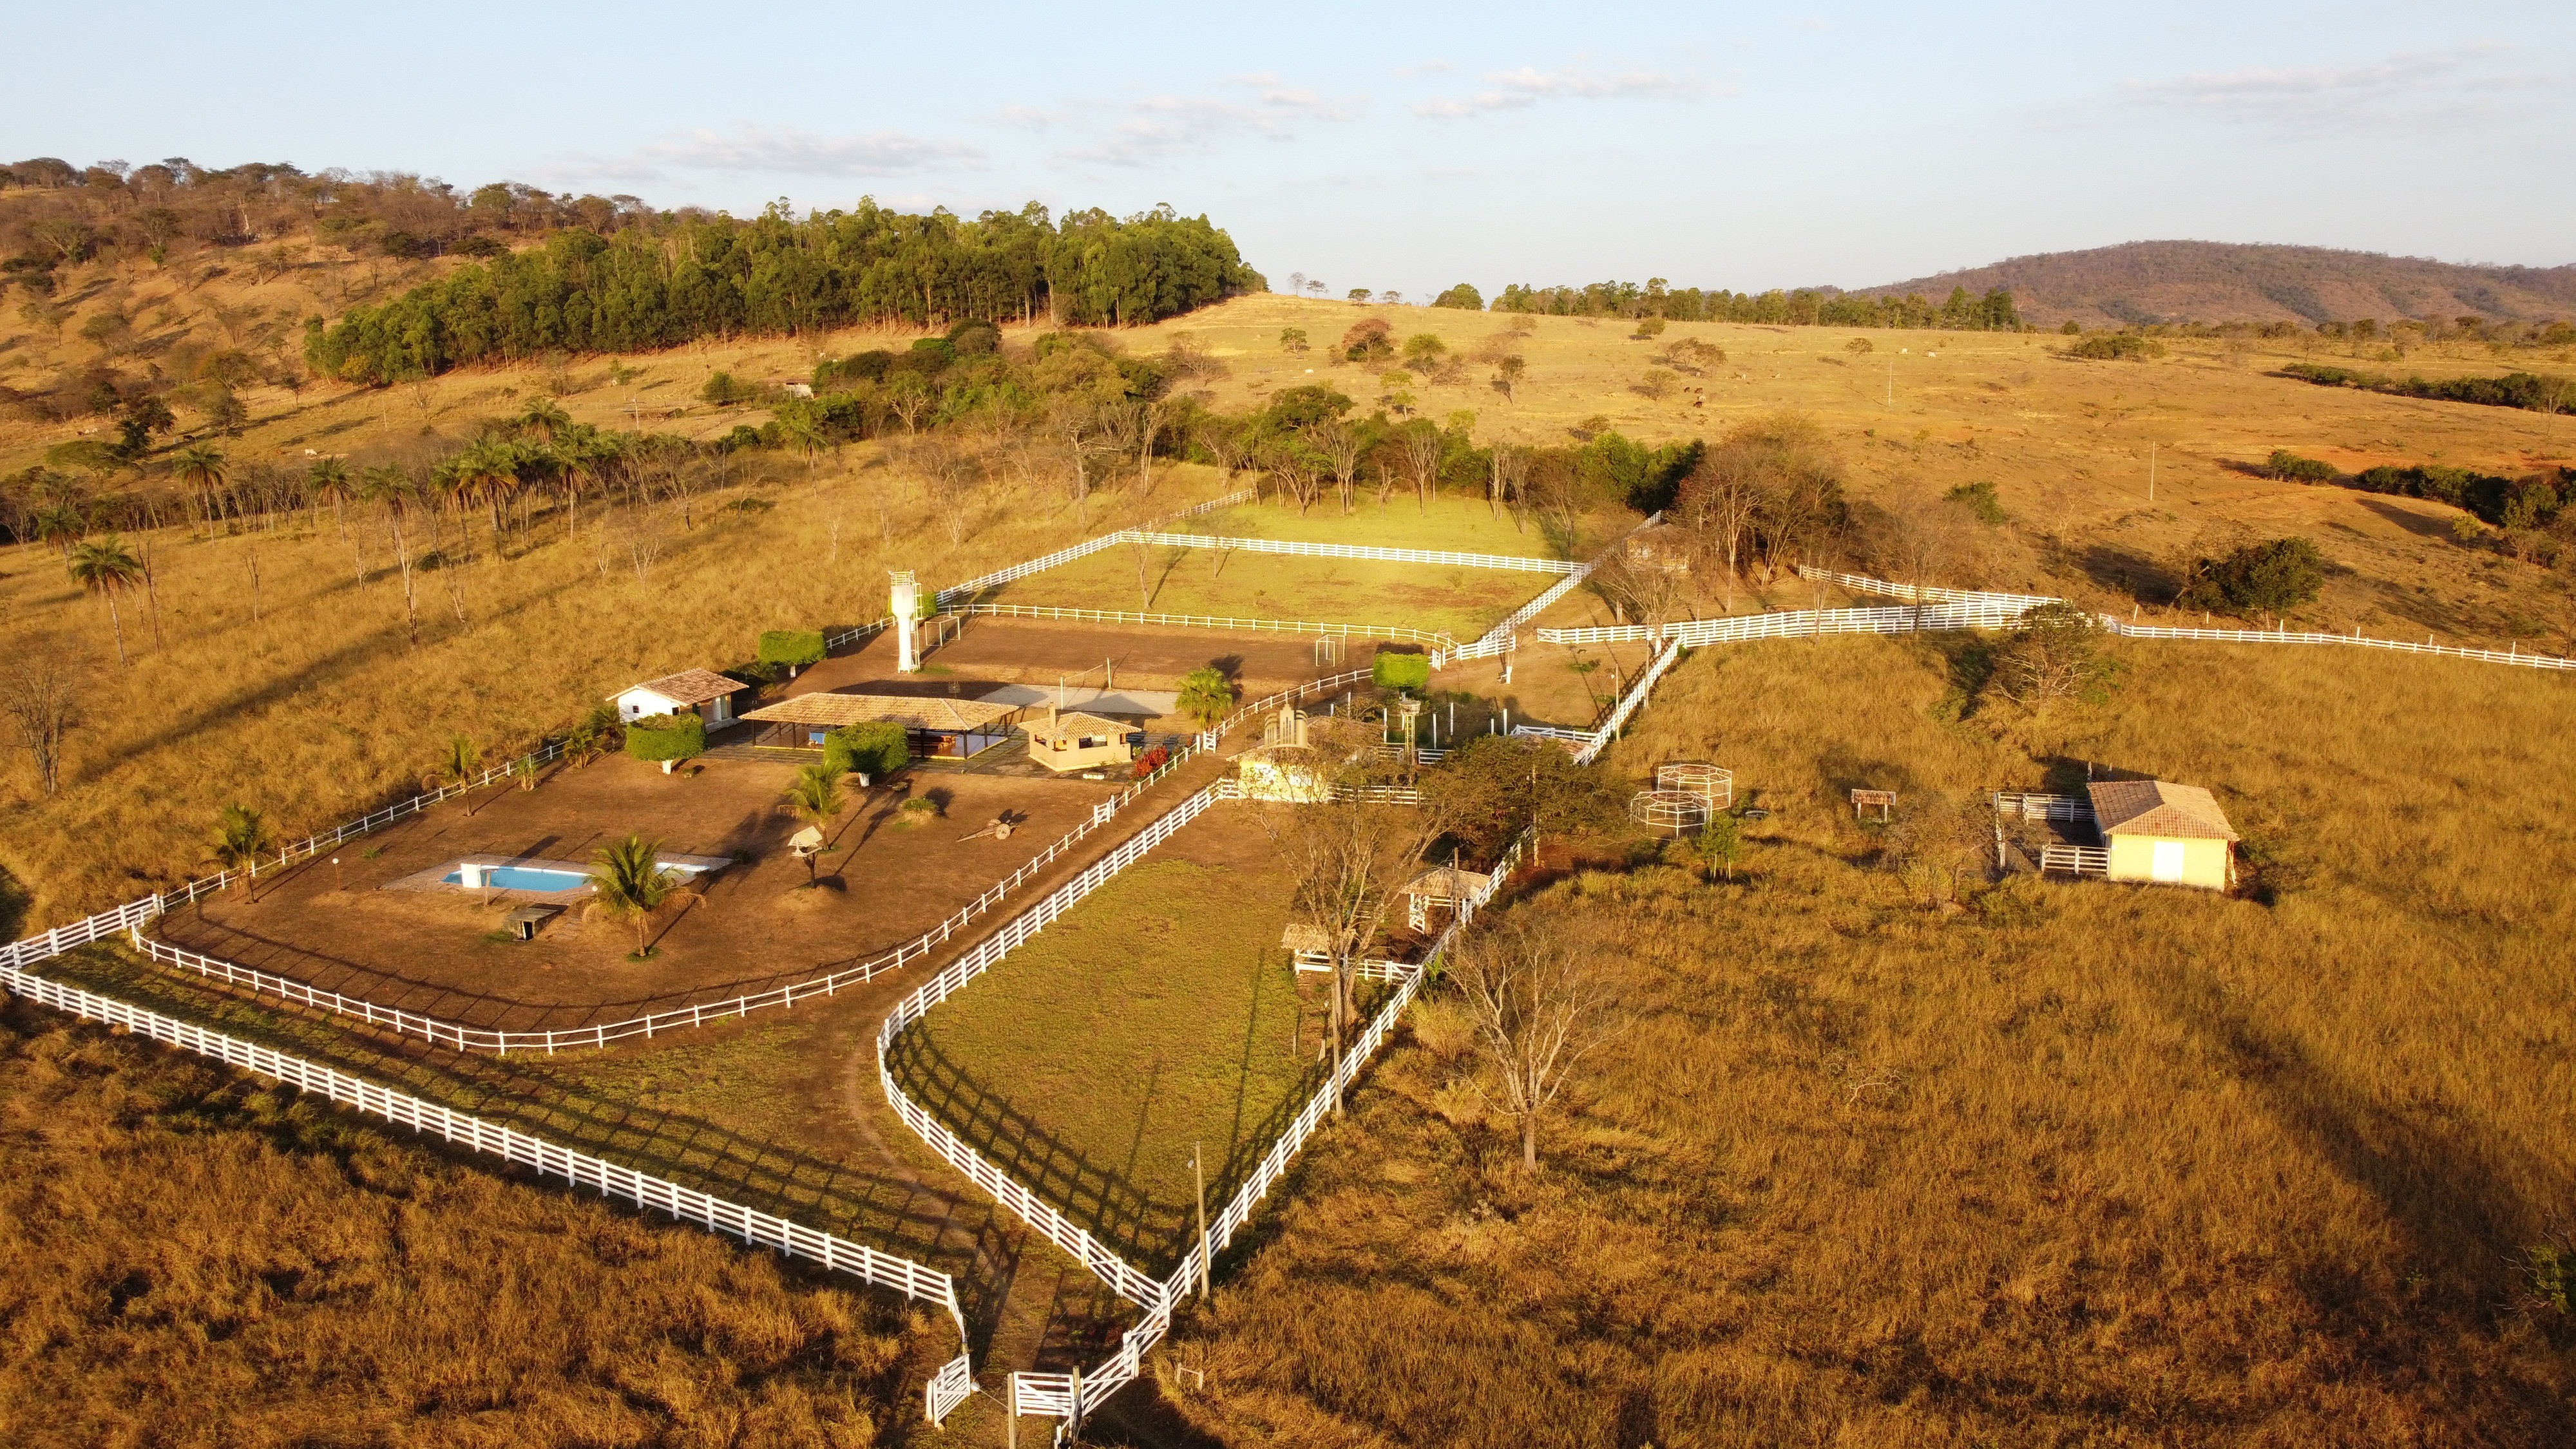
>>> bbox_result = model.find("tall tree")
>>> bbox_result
[1447,911,1625,1170]
[66,535,145,665]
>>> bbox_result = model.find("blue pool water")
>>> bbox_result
[441,861,711,892]
[443,865,589,891]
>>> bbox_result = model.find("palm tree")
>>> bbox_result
[440,734,481,787]
[307,457,355,539]
[29,503,86,558]
[210,802,272,886]
[171,443,227,535]
[66,535,145,665]
[781,764,846,884]
[517,396,571,441]
[589,833,682,957]
[1176,666,1237,732]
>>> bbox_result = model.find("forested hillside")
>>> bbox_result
[1856,240,2576,329]
[0,154,1262,396]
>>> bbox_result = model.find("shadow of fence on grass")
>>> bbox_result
[886,988,1351,1280]
[48,945,1010,1294]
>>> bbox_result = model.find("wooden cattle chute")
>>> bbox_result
[1655,761,1733,809]
[1628,790,1711,837]
[0,951,979,1426]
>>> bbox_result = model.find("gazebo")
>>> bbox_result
[1401,863,1491,931]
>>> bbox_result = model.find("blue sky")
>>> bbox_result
[12,2,2573,297]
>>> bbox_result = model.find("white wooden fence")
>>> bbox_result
[1536,567,2576,674]
[0,948,979,1426]
[117,667,1379,1065]
[1445,511,1662,664]
[999,829,1534,1438]
[125,745,1206,1056]
[944,601,1460,652]
[1795,565,2059,611]
[927,491,1259,607]
[1129,531,1577,574]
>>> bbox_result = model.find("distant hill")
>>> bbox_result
[1852,241,2576,328]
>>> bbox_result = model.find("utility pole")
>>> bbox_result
[2148,442,2157,503]
[1194,1141,1210,1302]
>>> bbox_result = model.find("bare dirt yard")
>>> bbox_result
[153,750,1128,1033]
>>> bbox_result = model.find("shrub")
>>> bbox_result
[1340,318,1393,364]
[700,371,750,406]
[1279,327,1309,354]
[2264,450,2339,484]
[756,629,827,671]
[1994,602,2120,708]
[945,318,1000,356]
[2063,333,2164,361]
[1946,479,2007,525]
[622,712,706,764]
[2179,538,2327,615]
[1372,649,1431,694]
[824,721,909,779]
[1132,744,1170,779]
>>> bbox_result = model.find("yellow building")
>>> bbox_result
[2086,779,2238,889]
[1023,708,1143,773]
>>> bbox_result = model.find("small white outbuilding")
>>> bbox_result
[611,668,746,726]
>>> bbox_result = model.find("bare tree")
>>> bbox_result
[1488,442,1528,524]
[1046,397,1103,526]
[1675,447,1762,611]
[1262,791,1445,1113]
[1398,421,1442,513]
[1317,421,1363,515]
[1864,491,1973,629]
[1,652,78,797]
[1447,912,1623,1170]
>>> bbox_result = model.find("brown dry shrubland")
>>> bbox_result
[1156,636,2576,1446]
[0,997,921,1448]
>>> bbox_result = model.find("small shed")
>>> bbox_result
[1402,864,1492,931]
[2087,780,2238,889]
[1024,708,1145,774]
[612,668,745,726]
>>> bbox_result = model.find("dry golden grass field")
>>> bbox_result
[5,243,2575,1446]
[0,994,924,1449]
[1158,636,2576,1446]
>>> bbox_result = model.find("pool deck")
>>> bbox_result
[380,851,735,903]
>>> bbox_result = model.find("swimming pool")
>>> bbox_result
[443,864,589,891]
[440,860,712,893]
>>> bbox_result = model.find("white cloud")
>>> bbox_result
[2119,49,2530,133]
[1413,64,1718,118]
[1053,77,1368,168]
[551,124,986,185]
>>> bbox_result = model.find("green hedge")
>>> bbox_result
[623,712,707,764]
[825,721,910,778]
[758,630,827,670]
[1372,649,1431,694]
